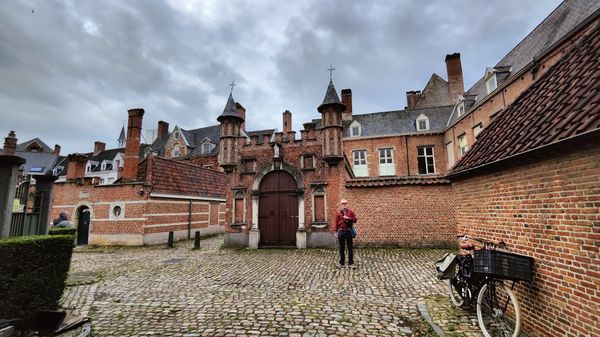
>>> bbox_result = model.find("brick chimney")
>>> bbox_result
[446,53,464,101]
[53,144,61,156]
[283,110,292,133]
[236,103,246,131]
[341,89,352,120]
[122,108,145,181]
[3,131,17,156]
[157,121,169,141]
[66,153,88,180]
[93,141,106,155]
[406,91,422,110]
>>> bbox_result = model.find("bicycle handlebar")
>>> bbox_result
[456,234,506,248]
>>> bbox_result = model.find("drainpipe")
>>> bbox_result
[404,137,410,175]
[188,199,192,239]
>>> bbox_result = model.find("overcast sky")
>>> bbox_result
[1,0,564,155]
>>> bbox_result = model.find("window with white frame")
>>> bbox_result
[349,121,362,137]
[417,146,435,175]
[416,113,430,131]
[352,150,368,177]
[201,141,214,154]
[458,134,468,156]
[446,142,455,168]
[114,159,121,169]
[457,102,465,117]
[485,69,498,94]
[378,148,395,176]
[172,144,180,158]
[473,123,483,139]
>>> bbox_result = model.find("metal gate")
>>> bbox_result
[10,175,45,237]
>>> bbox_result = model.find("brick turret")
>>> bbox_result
[318,80,345,166]
[217,93,244,173]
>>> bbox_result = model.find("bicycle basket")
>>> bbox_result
[435,253,457,280]
[474,250,533,282]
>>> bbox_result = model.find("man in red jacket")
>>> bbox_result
[334,199,357,269]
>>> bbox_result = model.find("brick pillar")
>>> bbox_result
[446,53,464,101]
[282,110,292,133]
[3,131,17,156]
[93,141,106,155]
[406,91,422,110]
[66,153,88,180]
[123,108,145,181]
[53,144,61,156]
[157,121,169,141]
[237,103,246,132]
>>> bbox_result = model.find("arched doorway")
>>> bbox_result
[76,206,90,245]
[258,170,298,246]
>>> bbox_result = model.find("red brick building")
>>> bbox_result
[51,109,228,246]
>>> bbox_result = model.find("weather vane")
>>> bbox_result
[229,80,236,94]
[327,65,335,81]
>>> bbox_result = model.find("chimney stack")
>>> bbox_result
[406,91,422,110]
[3,131,17,156]
[122,108,145,181]
[445,53,464,101]
[157,121,169,141]
[341,89,353,120]
[93,141,106,155]
[66,153,88,180]
[53,144,61,156]
[283,110,292,133]
[236,103,246,131]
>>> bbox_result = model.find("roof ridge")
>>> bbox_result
[153,155,227,176]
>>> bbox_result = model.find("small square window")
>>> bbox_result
[351,126,360,137]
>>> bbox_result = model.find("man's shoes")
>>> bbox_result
[337,264,345,269]
[349,265,356,270]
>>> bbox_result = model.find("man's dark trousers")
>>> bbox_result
[338,229,354,266]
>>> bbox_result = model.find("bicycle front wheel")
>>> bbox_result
[476,281,521,337]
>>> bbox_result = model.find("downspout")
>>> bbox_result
[404,136,410,175]
[188,199,192,239]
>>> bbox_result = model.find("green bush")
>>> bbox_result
[0,235,74,319]
[48,227,77,236]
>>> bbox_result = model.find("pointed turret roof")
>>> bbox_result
[318,80,346,113]
[118,125,126,146]
[217,93,244,122]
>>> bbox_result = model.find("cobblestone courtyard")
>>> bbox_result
[61,235,483,337]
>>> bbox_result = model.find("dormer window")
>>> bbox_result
[457,102,465,117]
[485,68,498,94]
[416,114,430,132]
[349,121,362,137]
[201,141,215,154]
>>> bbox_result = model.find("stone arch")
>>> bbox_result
[249,162,306,249]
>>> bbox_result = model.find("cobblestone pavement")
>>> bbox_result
[61,235,476,337]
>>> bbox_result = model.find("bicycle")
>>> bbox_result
[435,234,534,337]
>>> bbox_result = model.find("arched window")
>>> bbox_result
[172,144,180,158]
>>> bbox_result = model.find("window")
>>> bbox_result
[457,103,465,117]
[349,121,362,137]
[378,148,395,176]
[473,123,483,139]
[241,158,256,173]
[114,160,121,169]
[417,146,435,175]
[172,144,180,158]
[201,142,214,154]
[101,162,106,171]
[416,114,430,131]
[486,74,497,94]
[352,150,368,177]
[458,134,468,156]
[446,142,455,168]
[301,155,315,170]
[174,131,180,139]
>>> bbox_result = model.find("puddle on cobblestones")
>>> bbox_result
[162,257,190,264]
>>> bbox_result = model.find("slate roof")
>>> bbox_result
[318,80,346,112]
[448,24,600,177]
[346,176,450,188]
[343,105,454,137]
[52,145,150,176]
[150,125,221,157]
[16,151,58,175]
[245,129,276,144]
[15,138,54,153]
[448,0,600,127]
[148,156,227,198]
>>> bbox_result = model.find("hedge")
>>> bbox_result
[48,227,77,236]
[0,235,74,319]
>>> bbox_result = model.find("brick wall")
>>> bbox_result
[344,183,456,247]
[452,145,600,337]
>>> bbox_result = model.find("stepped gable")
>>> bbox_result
[449,25,600,177]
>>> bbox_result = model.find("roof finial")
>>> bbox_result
[229,80,236,94]
[327,64,335,81]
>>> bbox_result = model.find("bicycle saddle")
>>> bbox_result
[459,240,475,250]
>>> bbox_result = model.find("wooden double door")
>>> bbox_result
[258,171,298,246]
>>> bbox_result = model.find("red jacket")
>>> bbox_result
[334,208,357,231]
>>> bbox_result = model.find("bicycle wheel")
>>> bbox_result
[448,263,468,307]
[476,281,521,337]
